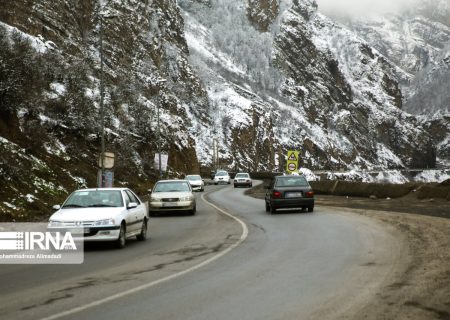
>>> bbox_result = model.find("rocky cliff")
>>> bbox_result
[0,0,208,220]
[180,0,436,172]
[323,0,450,115]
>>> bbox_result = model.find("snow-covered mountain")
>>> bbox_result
[180,0,435,171]
[0,0,446,219]
[315,0,449,166]
[318,0,450,116]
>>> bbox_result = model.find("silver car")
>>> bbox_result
[185,174,205,192]
[149,180,196,216]
[234,172,253,188]
[214,171,231,185]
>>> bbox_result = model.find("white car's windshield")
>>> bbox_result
[216,172,228,176]
[62,190,123,208]
[186,175,201,181]
[154,182,191,192]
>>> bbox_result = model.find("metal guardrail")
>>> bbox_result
[312,168,450,175]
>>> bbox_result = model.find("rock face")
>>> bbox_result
[180,0,435,173]
[0,0,209,220]
[319,0,449,166]
[272,1,434,169]
[325,0,450,116]
[421,114,450,168]
[247,0,280,32]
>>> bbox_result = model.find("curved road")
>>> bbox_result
[0,183,407,320]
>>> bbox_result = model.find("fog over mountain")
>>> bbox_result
[316,0,417,17]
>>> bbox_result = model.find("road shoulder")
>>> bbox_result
[327,207,450,319]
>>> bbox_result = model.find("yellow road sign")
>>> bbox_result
[286,150,300,173]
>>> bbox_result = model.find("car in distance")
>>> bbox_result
[48,188,148,248]
[214,171,231,185]
[149,180,196,216]
[185,174,205,192]
[234,172,252,188]
[265,175,314,214]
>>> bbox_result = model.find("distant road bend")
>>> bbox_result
[0,183,408,320]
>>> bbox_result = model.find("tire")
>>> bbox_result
[136,219,147,241]
[189,204,196,215]
[265,201,270,212]
[270,203,277,214]
[308,206,314,213]
[149,211,158,217]
[116,223,126,249]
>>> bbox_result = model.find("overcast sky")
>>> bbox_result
[315,0,416,17]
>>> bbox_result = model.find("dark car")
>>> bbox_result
[265,175,314,214]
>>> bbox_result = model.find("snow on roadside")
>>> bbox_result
[414,170,450,183]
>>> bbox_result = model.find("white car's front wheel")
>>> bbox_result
[116,223,126,249]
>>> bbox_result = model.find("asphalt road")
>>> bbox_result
[0,183,406,320]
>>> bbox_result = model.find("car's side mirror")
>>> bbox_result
[52,204,61,210]
[127,202,138,209]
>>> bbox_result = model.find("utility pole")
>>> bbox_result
[157,101,162,178]
[99,15,105,187]
[213,137,218,171]
[97,8,118,187]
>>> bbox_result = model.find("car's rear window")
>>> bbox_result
[216,172,228,176]
[235,173,249,178]
[154,182,191,192]
[275,176,309,187]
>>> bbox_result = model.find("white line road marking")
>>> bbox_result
[40,191,248,320]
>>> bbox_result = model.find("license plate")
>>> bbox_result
[285,192,302,198]
[67,228,86,235]
[163,202,177,207]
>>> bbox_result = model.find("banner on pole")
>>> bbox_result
[154,153,169,172]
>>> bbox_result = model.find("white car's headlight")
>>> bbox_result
[150,196,160,202]
[48,220,63,227]
[179,196,193,201]
[94,218,115,226]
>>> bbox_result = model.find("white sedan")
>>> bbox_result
[213,171,231,185]
[149,180,196,216]
[185,174,205,192]
[234,172,253,188]
[48,188,148,248]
